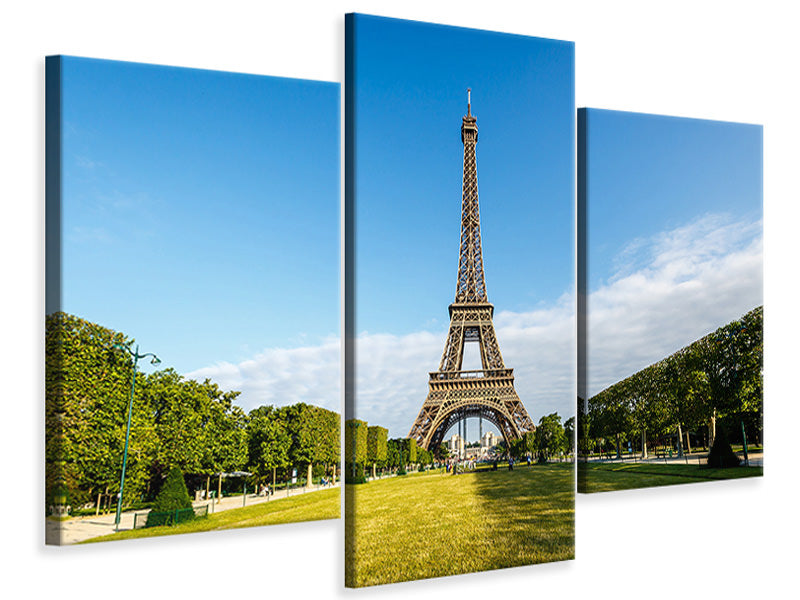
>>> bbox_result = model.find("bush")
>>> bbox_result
[150,467,193,513]
[707,429,740,468]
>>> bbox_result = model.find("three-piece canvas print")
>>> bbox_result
[44,12,763,589]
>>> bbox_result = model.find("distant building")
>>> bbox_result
[481,431,498,453]
[449,434,464,456]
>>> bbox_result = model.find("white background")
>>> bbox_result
[2,1,797,597]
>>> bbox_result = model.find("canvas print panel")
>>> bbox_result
[345,14,575,587]
[577,108,763,493]
[45,56,341,544]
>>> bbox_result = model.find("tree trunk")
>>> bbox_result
[205,475,210,502]
[676,423,684,457]
[307,463,313,488]
[615,433,621,459]
[641,430,648,459]
[685,430,692,455]
[217,473,223,503]
[372,462,376,479]
[709,411,717,448]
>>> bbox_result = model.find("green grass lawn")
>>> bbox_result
[345,463,574,587]
[578,462,763,493]
[81,487,340,543]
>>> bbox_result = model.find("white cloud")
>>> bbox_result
[185,336,341,414]
[183,213,761,439]
[352,297,577,438]
[587,213,763,395]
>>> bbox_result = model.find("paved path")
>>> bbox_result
[585,452,763,467]
[46,482,339,545]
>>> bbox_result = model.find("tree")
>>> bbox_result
[345,419,368,482]
[400,438,417,469]
[246,406,291,490]
[309,407,340,483]
[45,313,153,509]
[563,416,575,455]
[147,466,193,527]
[386,439,403,472]
[367,426,388,478]
[534,413,567,462]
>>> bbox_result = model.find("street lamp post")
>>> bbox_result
[114,343,160,531]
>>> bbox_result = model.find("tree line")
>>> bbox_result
[45,312,339,512]
[344,420,442,482]
[344,412,575,482]
[579,306,762,459]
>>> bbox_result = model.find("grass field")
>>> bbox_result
[578,462,763,493]
[345,463,574,587]
[81,487,340,543]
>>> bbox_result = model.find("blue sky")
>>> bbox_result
[582,109,763,396]
[349,15,575,438]
[60,57,340,409]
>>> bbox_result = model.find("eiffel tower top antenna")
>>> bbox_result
[455,87,487,307]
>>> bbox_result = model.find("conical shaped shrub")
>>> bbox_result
[150,466,193,514]
[707,428,740,468]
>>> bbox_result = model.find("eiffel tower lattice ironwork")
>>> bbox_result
[408,90,535,450]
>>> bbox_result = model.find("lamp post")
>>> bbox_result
[114,343,160,531]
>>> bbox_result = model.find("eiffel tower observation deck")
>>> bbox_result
[408,91,535,450]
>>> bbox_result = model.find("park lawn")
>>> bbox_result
[345,463,574,588]
[578,462,763,493]
[81,487,340,543]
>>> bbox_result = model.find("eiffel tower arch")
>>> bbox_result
[409,91,535,451]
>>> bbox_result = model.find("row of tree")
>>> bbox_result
[344,412,575,481]
[503,413,575,462]
[46,313,339,511]
[344,420,445,482]
[579,306,763,458]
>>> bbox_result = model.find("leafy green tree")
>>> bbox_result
[45,313,152,509]
[386,438,403,472]
[247,406,291,490]
[534,413,567,462]
[146,466,194,527]
[283,403,339,486]
[345,419,368,481]
[367,426,388,478]
[563,416,575,455]
[400,438,417,469]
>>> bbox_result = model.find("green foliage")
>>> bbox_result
[45,313,149,507]
[400,438,417,466]
[534,413,567,460]
[345,419,368,465]
[151,466,193,513]
[386,439,403,470]
[707,427,741,468]
[45,311,340,512]
[367,426,388,465]
[246,406,291,481]
[587,307,763,449]
[345,419,368,482]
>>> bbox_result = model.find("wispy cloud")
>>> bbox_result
[185,336,341,414]
[588,213,763,395]
[183,213,761,438]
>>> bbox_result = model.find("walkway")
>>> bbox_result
[46,481,339,545]
[585,451,763,467]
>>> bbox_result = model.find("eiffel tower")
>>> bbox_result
[408,90,535,450]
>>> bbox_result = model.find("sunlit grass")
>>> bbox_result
[345,464,574,587]
[81,488,340,543]
[578,462,763,493]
